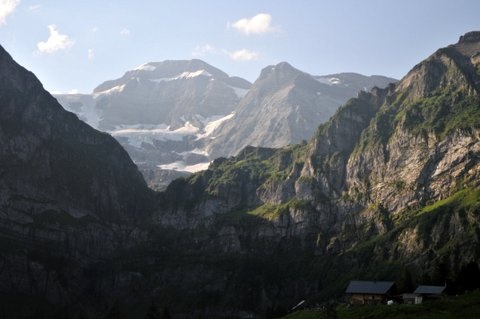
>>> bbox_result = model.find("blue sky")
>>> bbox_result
[1,0,479,93]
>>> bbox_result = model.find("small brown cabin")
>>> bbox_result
[345,280,395,305]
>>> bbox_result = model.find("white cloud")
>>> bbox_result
[88,48,94,60]
[228,49,260,61]
[91,26,98,33]
[120,28,130,36]
[37,25,75,54]
[192,44,219,57]
[68,89,79,94]
[28,4,40,10]
[231,13,275,35]
[0,0,20,24]
[192,44,260,62]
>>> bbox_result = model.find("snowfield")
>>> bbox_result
[94,84,126,96]
[157,161,211,173]
[196,113,235,140]
[109,112,235,147]
[135,63,157,71]
[315,77,342,85]
[110,122,199,148]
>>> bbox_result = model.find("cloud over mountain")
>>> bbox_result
[228,48,260,61]
[231,13,275,35]
[120,28,130,36]
[0,0,20,24]
[37,25,74,54]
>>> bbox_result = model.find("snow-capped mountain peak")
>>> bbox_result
[134,63,157,71]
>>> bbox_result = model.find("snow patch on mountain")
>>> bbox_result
[229,85,249,99]
[315,77,342,85]
[176,148,210,157]
[149,69,213,84]
[110,122,200,148]
[158,160,210,173]
[149,78,174,83]
[197,112,235,140]
[94,84,126,96]
[108,111,233,149]
[135,63,157,71]
[178,69,212,79]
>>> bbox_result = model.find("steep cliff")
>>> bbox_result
[0,46,153,221]
[0,44,154,316]
[150,32,480,314]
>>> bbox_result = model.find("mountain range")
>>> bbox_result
[206,63,396,159]
[0,31,479,318]
[153,31,480,315]
[55,61,395,189]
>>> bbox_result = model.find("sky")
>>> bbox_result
[1,0,479,94]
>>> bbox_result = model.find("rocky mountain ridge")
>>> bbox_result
[55,61,395,189]
[151,31,480,312]
[205,62,395,158]
[158,31,480,229]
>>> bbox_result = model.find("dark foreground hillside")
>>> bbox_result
[283,290,480,319]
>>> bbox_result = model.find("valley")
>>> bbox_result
[0,26,479,318]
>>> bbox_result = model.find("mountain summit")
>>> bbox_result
[206,62,396,158]
[94,59,250,95]
[55,60,394,189]
[71,59,251,130]
[459,30,480,43]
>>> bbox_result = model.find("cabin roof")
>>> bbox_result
[414,285,446,295]
[345,280,395,294]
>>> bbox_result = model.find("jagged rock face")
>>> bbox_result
[154,32,480,296]
[290,34,480,257]
[0,45,155,315]
[0,46,153,221]
[206,62,396,158]
[343,32,480,214]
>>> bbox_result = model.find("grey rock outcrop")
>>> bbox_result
[154,32,480,291]
[0,44,154,315]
